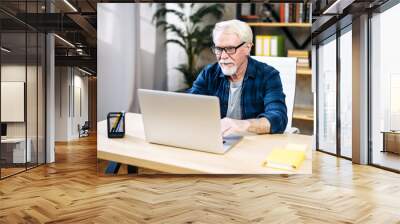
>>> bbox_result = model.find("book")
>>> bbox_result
[287,50,309,58]
[270,36,278,57]
[237,3,258,22]
[262,144,307,171]
[239,15,259,22]
[278,3,310,24]
[297,58,310,64]
[255,36,263,56]
[255,35,285,57]
[298,4,302,23]
[263,36,271,56]
[271,35,285,57]
[285,3,289,23]
[240,3,251,16]
[288,50,310,68]
[280,3,285,23]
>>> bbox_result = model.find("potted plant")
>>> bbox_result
[153,3,225,87]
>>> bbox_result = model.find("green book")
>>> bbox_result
[270,35,285,57]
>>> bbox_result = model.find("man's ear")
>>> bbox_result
[247,43,253,54]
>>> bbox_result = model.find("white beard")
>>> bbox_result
[219,63,237,76]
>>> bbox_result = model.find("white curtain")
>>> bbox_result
[97,3,167,121]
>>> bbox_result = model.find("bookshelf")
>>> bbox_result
[297,68,312,76]
[292,106,314,135]
[293,106,313,121]
[247,22,311,28]
[238,3,314,134]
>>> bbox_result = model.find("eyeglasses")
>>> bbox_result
[211,42,246,55]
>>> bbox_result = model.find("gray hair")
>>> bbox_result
[212,19,253,44]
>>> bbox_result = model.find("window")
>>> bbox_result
[339,27,352,158]
[317,35,337,155]
[0,2,46,179]
[370,2,400,171]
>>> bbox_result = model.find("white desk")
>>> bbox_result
[1,138,31,163]
[97,113,312,174]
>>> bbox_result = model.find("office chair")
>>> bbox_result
[251,56,299,133]
[79,121,90,138]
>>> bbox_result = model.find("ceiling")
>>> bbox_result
[0,0,138,75]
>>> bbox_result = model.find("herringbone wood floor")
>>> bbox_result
[1,135,400,224]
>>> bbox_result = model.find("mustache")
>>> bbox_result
[219,60,235,64]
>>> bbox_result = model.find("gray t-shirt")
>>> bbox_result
[226,80,243,119]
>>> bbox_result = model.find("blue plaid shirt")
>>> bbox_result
[188,57,288,134]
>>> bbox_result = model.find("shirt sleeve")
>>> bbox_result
[257,70,288,134]
[187,67,210,95]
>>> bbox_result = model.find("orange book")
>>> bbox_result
[280,3,285,23]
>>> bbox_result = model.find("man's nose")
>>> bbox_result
[220,50,229,59]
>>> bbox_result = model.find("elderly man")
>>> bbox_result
[188,19,287,135]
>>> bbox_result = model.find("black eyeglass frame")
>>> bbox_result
[211,42,246,55]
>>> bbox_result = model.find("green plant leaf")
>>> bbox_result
[153,8,185,23]
[153,3,225,87]
[163,25,186,42]
[165,39,186,49]
[178,3,185,9]
[192,24,214,54]
[175,64,204,87]
[155,20,168,27]
[189,4,224,24]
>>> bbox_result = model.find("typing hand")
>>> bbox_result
[220,117,250,137]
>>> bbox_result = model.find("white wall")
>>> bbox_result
[72,74,89,138]
[140,4,156,89]
[55,67,69,141]
[97,3,140,121]
[54,67,89,141]
[97,3,167,121]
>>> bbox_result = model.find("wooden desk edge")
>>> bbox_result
[97,150,207,174]
[97,149,312,175]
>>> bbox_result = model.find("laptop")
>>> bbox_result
[138,89,242,154]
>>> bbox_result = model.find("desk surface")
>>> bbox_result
[97,113,312,174]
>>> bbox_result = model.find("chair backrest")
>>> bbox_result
[251,56,297,132]
[82,121,90,129]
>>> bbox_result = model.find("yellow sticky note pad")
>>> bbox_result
[262,144,307,171]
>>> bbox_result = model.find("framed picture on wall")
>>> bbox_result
[1,81,25,122]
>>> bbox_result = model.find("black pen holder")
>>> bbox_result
[107,112,125,138]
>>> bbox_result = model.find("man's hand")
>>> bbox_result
[220,117,271,136]
[220,117,250,137]
[248,117,271,134]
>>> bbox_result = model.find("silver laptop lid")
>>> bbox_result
[138,89,225,153]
